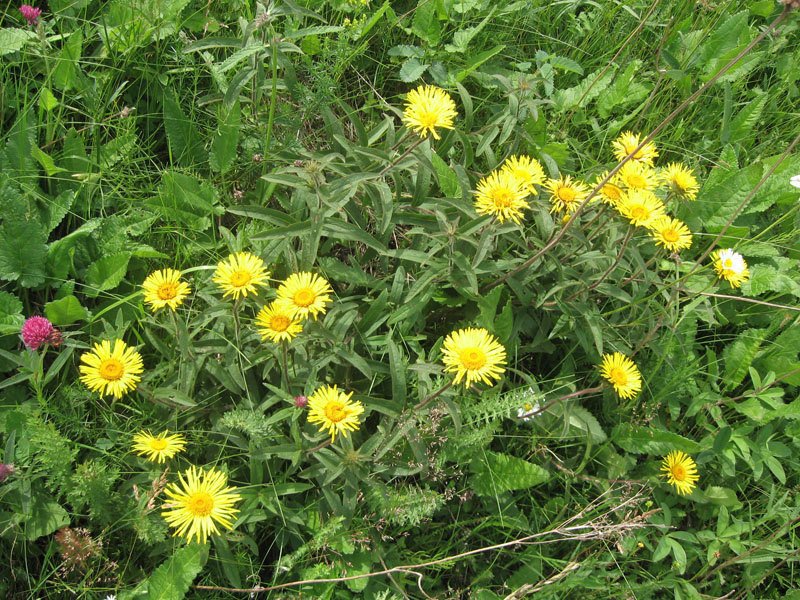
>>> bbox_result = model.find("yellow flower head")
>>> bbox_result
[79,339,144,398]
[712,249,749,288]
[661,162,699,200]
[617,161,658,192]
[593,171,625,207]
[307,384,365,442]
[132,431,187,463]
[649,216,693,252]
[599,352,642,399]
[255,301,303,342]
[474,170,530,224]
[660,451,699,496]
[617,189,666,228]
[162,466,242,544]
[274,272,333,321]
[401,85,458,140]
[212,252,270,300]
[501,155,545,195]
[545,175,591,214]
[441,327,507,389]
[611,131,659,165]
[142,268,191,311]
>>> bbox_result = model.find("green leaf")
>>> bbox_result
[209,101,241,174]
[84,252,131,297]
[0,291,24,334]
[0,219,48,287]
[611,423,700,455]
[552,67,616,111]
[25,495,69,541]
[386,337,407,406]
[52,29,83,90]
[703,486,742,508]
[148,543,209,600]
[412,0,440,45]
[0,28,37,56]
[163,92,206,166]
[399,57,429,83]
[470,451,549,496]
[723,328,768,390]
[725,93,767,145]
[147,172,223,231]
[567,406,607,444]
[39,87,58,112]
[45,295,88,325]
[430,151,459,197]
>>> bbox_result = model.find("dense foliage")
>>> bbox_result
[2,0,800,598]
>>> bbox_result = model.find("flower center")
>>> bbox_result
[670,464,686,481]
[674,173,692,190]
[293,288,316,307]
[270,314,291,332]
[609,367,628,386]
[493,189,513,208]
[149,438,168,451]
[557,187,576,203]
[524,403,532,411]
[187,491,215,517]
[630,206,649,220]
[662,228,680,243]
[419,110,438,128]
[324,401,347,423]
[99,358,124,381]
[723,259,733,269]
[459,347,487,371]
[625,143,643,159]
[627,174,646,189]
[157,282,178,300]
[230,270,252,287]
[603,184,622,201]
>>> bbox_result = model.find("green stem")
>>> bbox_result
[414,381,452,411]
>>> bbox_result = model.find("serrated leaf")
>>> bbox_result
[399,57,429,83]
[553,67,616,111]
[567,406,607,444]
[741,264,800,297]
[0,28,37,56]
[0,219,48,287]
[84,252,130,297]
[25,495,70,541]
[163,92,206,166]
[430,151,459,197]
[0,291,24,334]
[411,0,440,45]
[52,29,83,90]
[723,328,768,390]
[147,172,223,231]
[148,543,209,600]
[470,451,549,496]
[611,423,700,455]
[45,295,88,326]
[209,101,241,174]
[39,87,58,112]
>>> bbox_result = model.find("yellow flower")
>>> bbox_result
[401,85,458,140]
[599,352,641,399]
[255,301,303,342]
[617,161,658,192]
[545,175,591,214]
[79,339,144,398]
[660,451,699,496]
[441,327,507,389]
[474,170,530,224]
[593,171,625,207]
[161,466,242,544]
[142,268,191,311]
[307,384,364,442]
[275,272,333,321]
[649,216,693,252]
[611,131,658,165]
[212,252,270,300]
[661,162,699,200]
[712,249,749,288]
[501,155,545,194]
[132,431,186,463]
[617,189,666,228]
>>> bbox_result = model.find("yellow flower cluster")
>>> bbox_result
[473,155,546,224]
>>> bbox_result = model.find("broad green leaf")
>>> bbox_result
[386,337,407,406]
[147,172,223,231]
[611,423,700,455]
[411,0,440,45]
[470,451,549,496]
[25,495,69,541]
[430,151,459,197]
[722,328,768,390]
[52,29,83,90]
[209,101,241,174]
[0,219,48,287]
[148,543,209,600]
[0,28,37,56]
[567,406,607,444]
[0,291,23,334]
[39,87,58,112]
[84,252,131,297]
[703,486,742,508]
[162,92,206,166]
[399,57,429,83]
[45,295,88,325]
[553,68,616,112]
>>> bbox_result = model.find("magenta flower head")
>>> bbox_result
[19,4,42,25]
[0,463,14,484]
[293,395,308,408]
[21,316,54,350]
